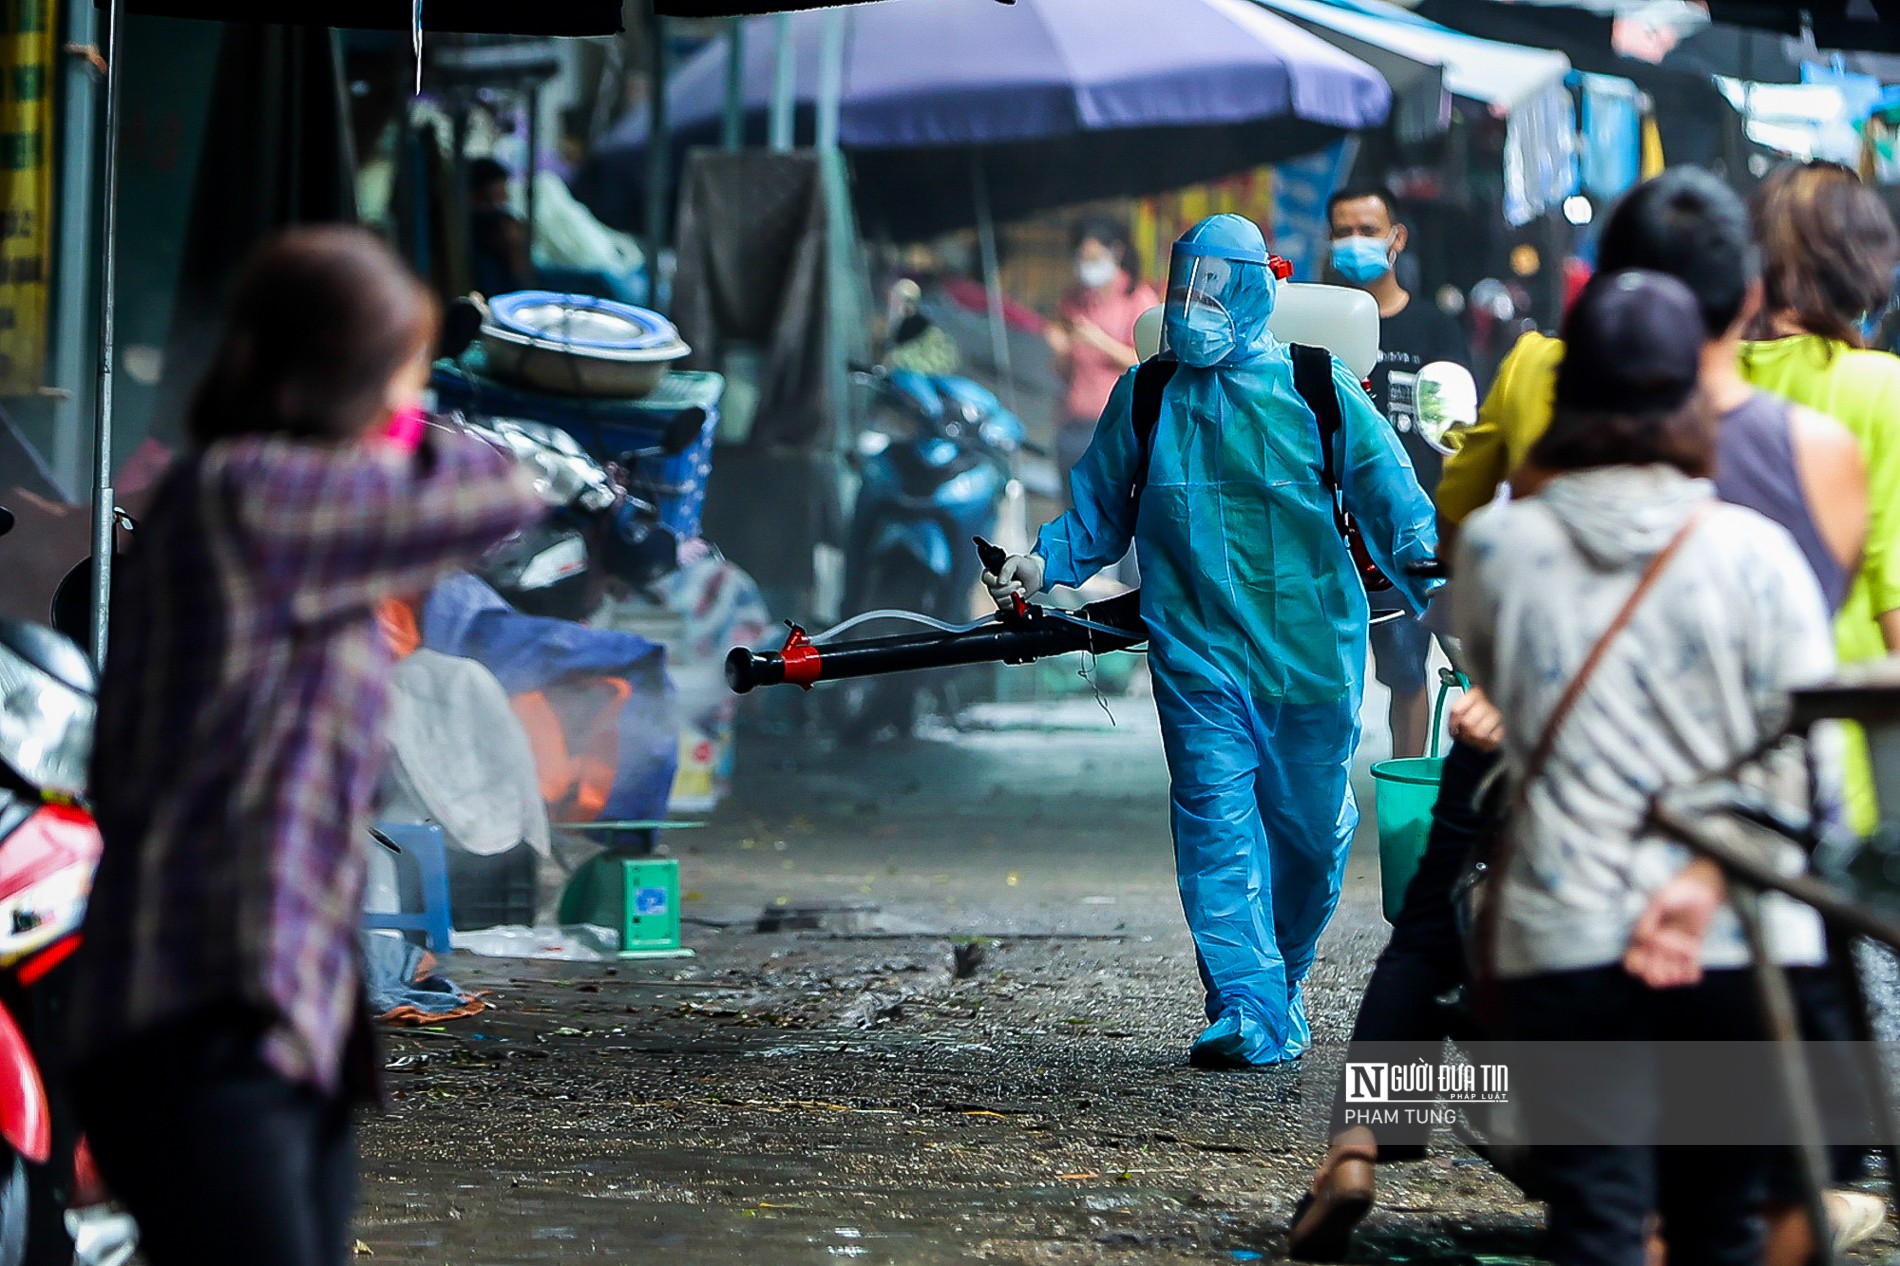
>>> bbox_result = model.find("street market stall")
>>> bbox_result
[1255,0,1575,227]
[77,0,627,664]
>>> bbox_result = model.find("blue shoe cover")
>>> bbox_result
[1282,984,1312,1061]
[1188,1011,1284,1069]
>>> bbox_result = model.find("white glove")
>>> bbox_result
[983,553,1046,606]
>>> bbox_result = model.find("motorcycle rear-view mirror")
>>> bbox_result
[1415,361,1479,455]
[661,407,708,456]
[439,297,487,361]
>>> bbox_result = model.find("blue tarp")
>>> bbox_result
[422,573,678,824]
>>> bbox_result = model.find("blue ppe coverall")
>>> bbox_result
[1033,215,1439,1066]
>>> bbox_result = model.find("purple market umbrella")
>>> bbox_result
[581,0,1389,240]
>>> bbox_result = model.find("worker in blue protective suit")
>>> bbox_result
[985,215,1440,1067]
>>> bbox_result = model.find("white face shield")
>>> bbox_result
[1161,230,1279,368]
[1164,251,1250,368]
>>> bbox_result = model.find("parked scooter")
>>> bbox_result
[0,511,135,1266]
[427,295,701,622]
[832,368,1039,742]
[454,411,701,622]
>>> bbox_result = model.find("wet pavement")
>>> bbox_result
[355,691,1894,1264]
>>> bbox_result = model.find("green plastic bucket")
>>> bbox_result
[1368,671,1465,922]
[1370,756,1444,922]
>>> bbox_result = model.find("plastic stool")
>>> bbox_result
[362,823,455,953]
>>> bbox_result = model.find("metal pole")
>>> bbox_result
[450,96,471,288]
[721,16,744,151]
[970,153,1014,409]
[768,12,795,153]
[50,0,100,495]
[524,85,540,263]
[644,9,670,311]
[815,8,843,154]
[89,0,125,668]
[1836,945,1900,1246]
[1732,885,1838,1266]
[1648,799,1900,948]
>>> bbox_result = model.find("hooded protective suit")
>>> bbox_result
[1031,215,1439,1065]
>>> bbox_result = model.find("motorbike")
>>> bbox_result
[0,512,133,1266]
[832,368,1040,742]
[454,410,703,623]
[426,292,700,623]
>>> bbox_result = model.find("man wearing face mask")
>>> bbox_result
[985,215,1439,1067]
[1326,189,1470,758]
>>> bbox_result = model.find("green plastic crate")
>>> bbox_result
[557,856,693,958]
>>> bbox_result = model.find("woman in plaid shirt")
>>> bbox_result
[68,227,543,1266]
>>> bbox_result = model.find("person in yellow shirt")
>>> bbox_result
[1432,327,1560,529]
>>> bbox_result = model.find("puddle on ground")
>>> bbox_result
[358,1154,1222,1264]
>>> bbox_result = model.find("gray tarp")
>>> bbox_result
[381,649,551,859]
[670,149,833,452]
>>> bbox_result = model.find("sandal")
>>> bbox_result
[1287,1148,1377,1262]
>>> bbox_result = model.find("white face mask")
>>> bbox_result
[1076,257,1119,290]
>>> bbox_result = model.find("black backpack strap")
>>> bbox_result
[1127,354,1178,512]
[1289,342,1347,534]
[1291,342,1395,593]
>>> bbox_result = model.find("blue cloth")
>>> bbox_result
[1579,73,1641,201]
[1037,214,1439,1065]
[360,932,470,1018]
[422,573,679,823]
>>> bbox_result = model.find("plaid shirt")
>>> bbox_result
[71,431,541,1093]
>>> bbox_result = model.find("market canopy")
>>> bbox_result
[1256,0,1569,113]
[1261,10,1449,144]
[654,0,964,12]
[1410,0,1744,175]
[1254,0,1575,224]
[107,0,623,33]
[581,0,1391,240]
[1704,0,1899,54]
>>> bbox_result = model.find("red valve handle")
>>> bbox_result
[778,624,821,689]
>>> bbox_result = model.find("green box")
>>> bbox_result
[557,856,693,958]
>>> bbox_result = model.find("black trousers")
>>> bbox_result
[1500,967,1776,1266]
[72,1010,357,1266]
[1329,738,1497,1153]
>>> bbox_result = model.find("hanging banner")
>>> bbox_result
[0,0,52,395]
[1268,139,1355,283]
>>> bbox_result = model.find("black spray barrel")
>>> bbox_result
[725,590,1145,695]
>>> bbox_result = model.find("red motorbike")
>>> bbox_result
[0,506,132,1264]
